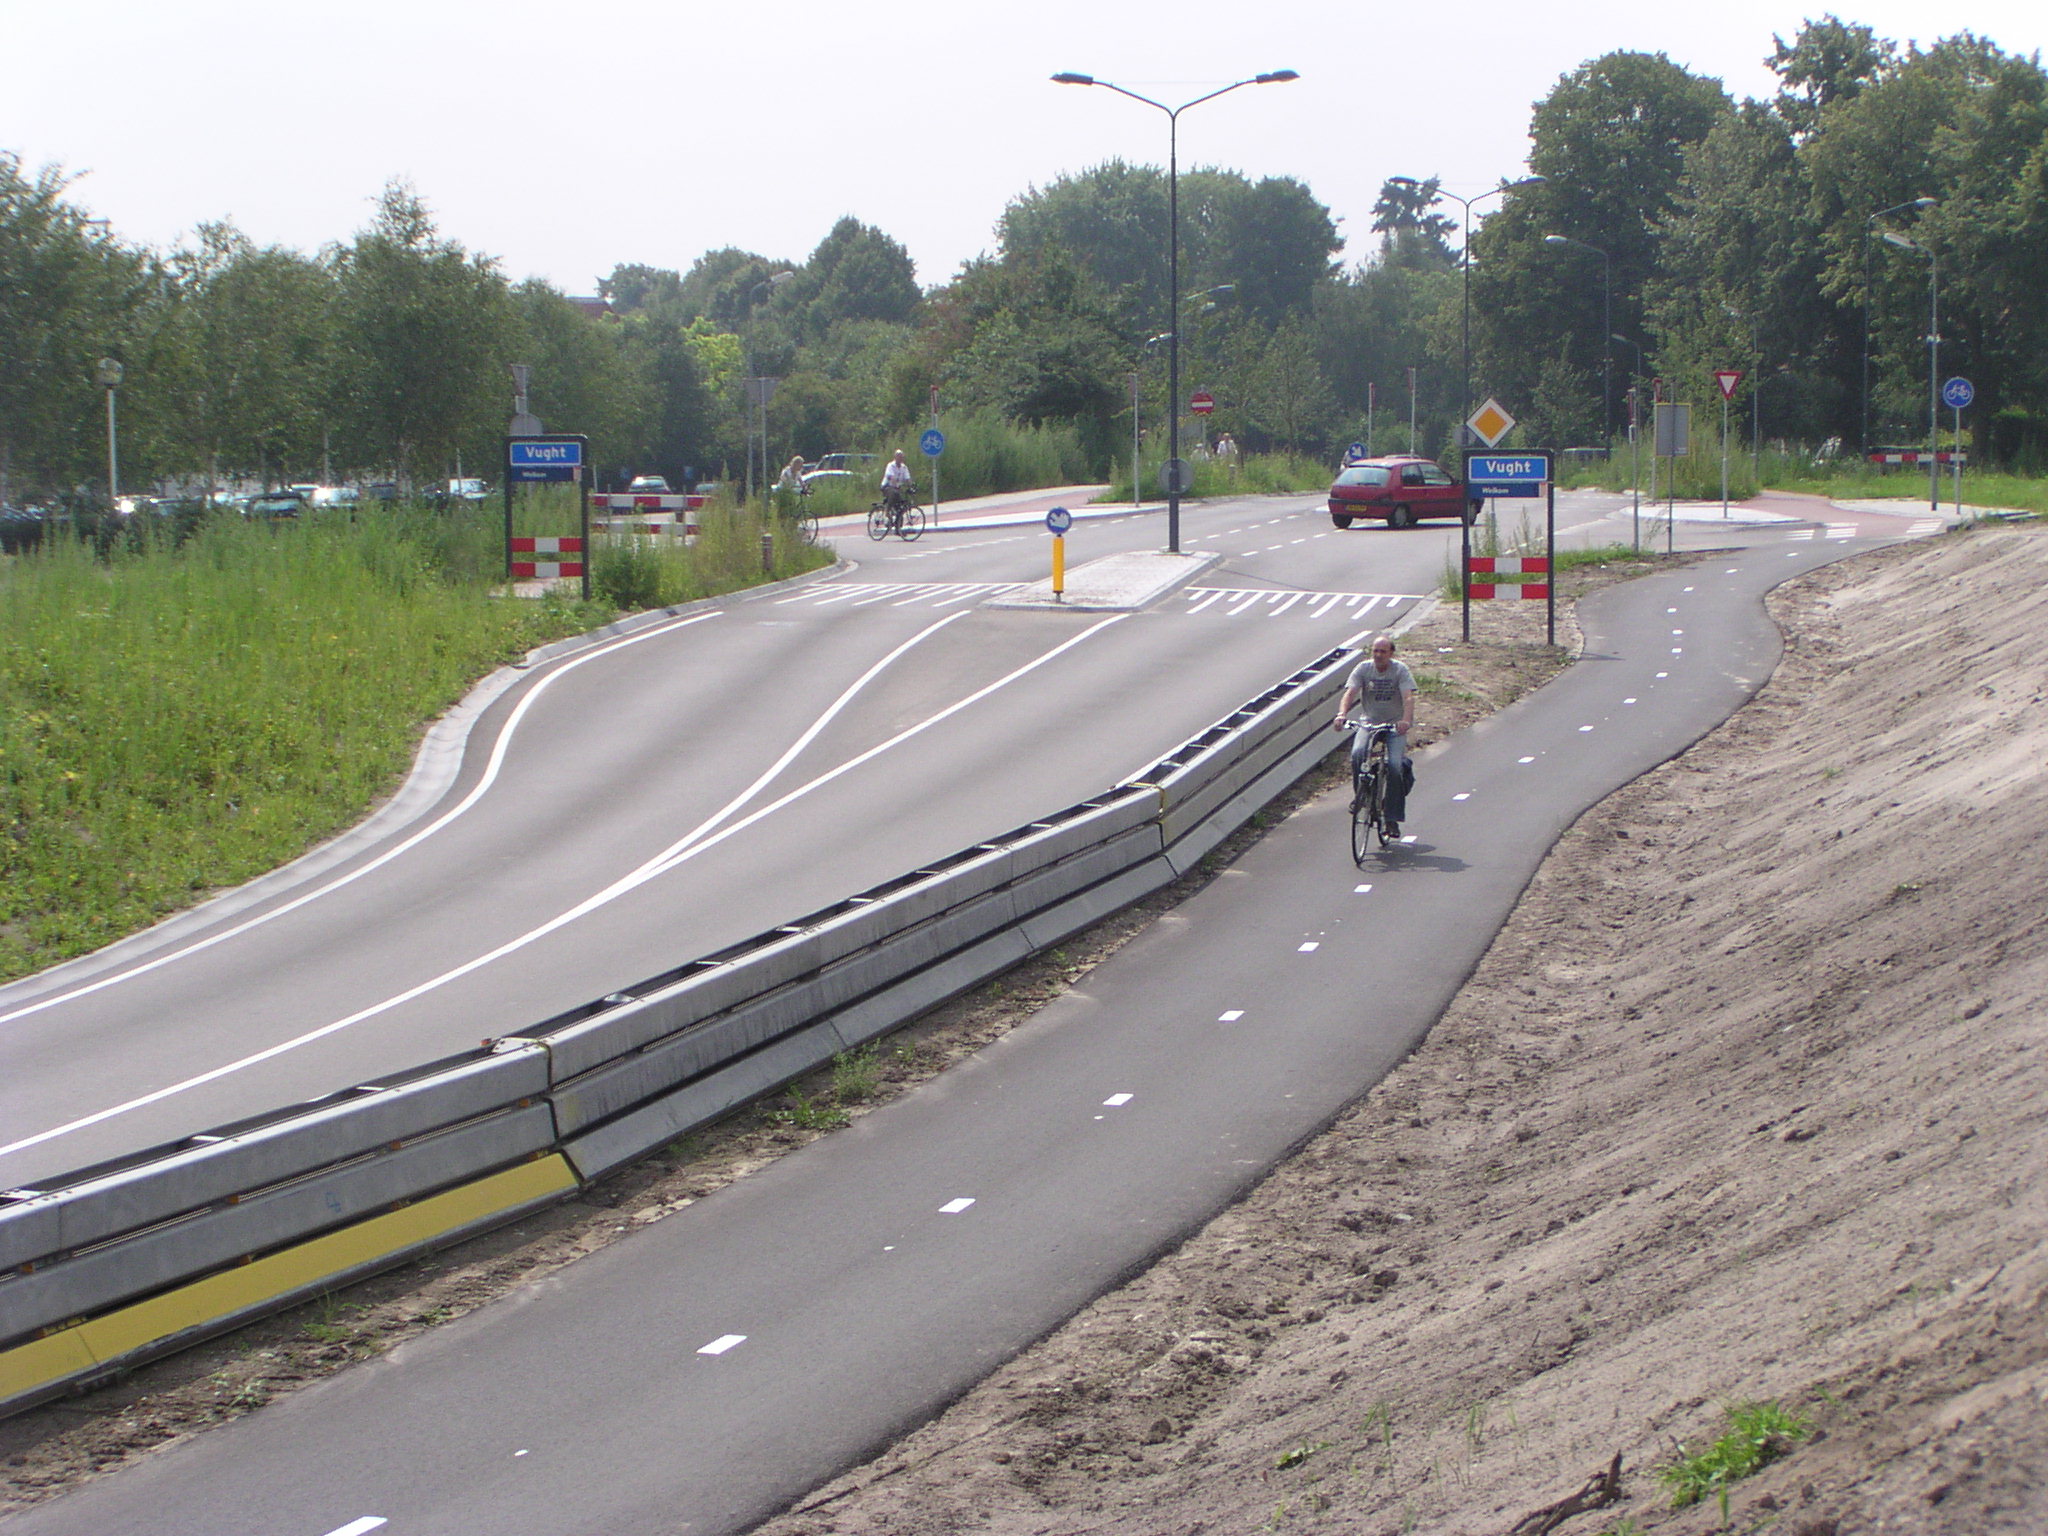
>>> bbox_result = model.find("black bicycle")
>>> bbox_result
[867,488,925,542]
[1345,720,1397,863]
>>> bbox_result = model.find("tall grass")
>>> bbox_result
[0,507,601,981]
[1101,450,1330,501]
[590,500,832,609]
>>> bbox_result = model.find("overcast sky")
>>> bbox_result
[5,0,2042,296]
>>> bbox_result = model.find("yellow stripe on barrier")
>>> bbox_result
[2,1154,578,1408]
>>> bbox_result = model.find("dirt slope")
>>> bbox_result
[755,525,2048,1536]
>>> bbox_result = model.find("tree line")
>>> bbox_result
[3,15,2043,510]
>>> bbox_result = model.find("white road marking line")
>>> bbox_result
[939,1198,977,1214]
[1268,593,1305,615]
[1683,586,1696,592]
[1671,629,1684,636]
[0,608,729,1038]
[320,1520,388,1536]
[1227,592,1265,615]
[1623,697,1638,704]
[515,1449,530,1457]
[1452,792,1471,801]
[698,1335,748,1355]
[4,612,1136,1163]
[1672,647,1684,654]
[1579,725,1595,733]
[1298,942,1320,952]
[1518,756,1536,764]
[1186,589,1228,613]
[1104,1093,1134,1107]
[1656,671,1669,678]
[1219,1009,1245,1021]
[1354,884,1373,893]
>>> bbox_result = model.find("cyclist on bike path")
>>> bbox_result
[880,450,915,510]
[1334,634,1415,837]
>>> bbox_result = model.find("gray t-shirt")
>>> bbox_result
[1346,657,1414,724]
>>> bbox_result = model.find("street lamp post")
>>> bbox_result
[1863,197,1937,453]
[744,271,794,504]
[1388,176,1544,446]
[95,357,124,509]
[1053,69,1298,553]
[1611,332,1644,548]
[1542,234,1612,444]
[1880,230,1942,511]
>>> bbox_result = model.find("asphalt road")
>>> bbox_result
[0,507,1940,1536]
[3,489,1481,1188]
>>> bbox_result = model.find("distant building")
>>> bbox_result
[567,296,615,321]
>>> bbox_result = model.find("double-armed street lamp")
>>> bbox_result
[1387,175,1544,446]
[744,270,795,503]
[1053,69,1299,553]
[1880,229,1943,511]
[1542,233,1612,444]
[1862,197,1937,452]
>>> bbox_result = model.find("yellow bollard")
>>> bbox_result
[1052,533,1065,601]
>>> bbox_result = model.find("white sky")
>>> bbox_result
[4,0,2042,295]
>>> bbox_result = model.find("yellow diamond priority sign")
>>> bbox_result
[1466,398,1516,449]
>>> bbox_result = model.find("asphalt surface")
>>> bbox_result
[1,490,1450,1187]
[0,507,1942,1536]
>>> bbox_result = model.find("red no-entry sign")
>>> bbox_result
[1190,391,1215,415]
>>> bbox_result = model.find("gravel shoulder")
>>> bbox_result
[9,530,2044,1536]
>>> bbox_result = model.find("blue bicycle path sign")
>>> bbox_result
[1942,377,1975,410]
[920,428,946,457]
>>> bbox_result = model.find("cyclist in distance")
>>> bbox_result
[1333,633,1415,837]
[879,450,915,519]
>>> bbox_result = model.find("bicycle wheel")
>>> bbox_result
[801,511,820,542]
[898,505,926,541]
[1351,763,1383,865]
[867,507,891,541]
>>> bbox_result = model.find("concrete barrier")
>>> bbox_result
[0,644,1358,1414]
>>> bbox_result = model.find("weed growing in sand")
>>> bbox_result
[1658,1399,1810,1509]
[832,1045,881,1104]
[774,1087,848,1131]
[1275,1439,1329,1470]
[1462,1400,1488,1454]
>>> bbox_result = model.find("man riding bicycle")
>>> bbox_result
[1333,633,1415,838]
[879,449,915,527]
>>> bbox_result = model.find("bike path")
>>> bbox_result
[0,533,1886,1536]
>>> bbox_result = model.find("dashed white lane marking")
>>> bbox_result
[1683,586,1696,592]
[1452,792,1471,801]
[1298,942,1320,953]
[1579,725,1595,733]
[1671,628,1685,636]
[1656,671,1669,678]
[1104,1093,1134,1107]
[1219,1009,1245,1021]
[698,1334,748,1355]
[1354,884,1373,893]
[515,1449,530,1457]
[939,1198,977,1214]
[1518,756,1536,764]
[1623,697,1638,704]
[321,1521,388,1536]
[1672,647,1684,655]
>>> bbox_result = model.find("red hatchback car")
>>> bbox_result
[1328,456,1475,528]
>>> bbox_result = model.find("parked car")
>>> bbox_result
[625,474,673,494]
[247,490,308,519]
[1327,456,1475,529]
[0,504,49,554]
[804,452,877,486]
[363,481,400,503]
[446,477,488,502]
[309,485,359,511]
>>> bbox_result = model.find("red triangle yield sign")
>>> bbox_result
[1714,369,1744,400]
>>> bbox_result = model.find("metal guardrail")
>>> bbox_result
[0,645,1354,1415]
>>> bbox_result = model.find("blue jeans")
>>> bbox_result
[1351,727,1410,820]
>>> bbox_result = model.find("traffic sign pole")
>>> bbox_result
[1941,378,1974,517]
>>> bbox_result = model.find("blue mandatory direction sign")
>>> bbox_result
[507,436,585,482]
[920,428,946,457]
[1942,377,1975,410]
[1045,506,1073,534]
[1465,451,1551,499]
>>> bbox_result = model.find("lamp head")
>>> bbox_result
[1543,234,1570,246]
[1051,72,1094,85]
[1387,175,1420,188]
[1912,196,1937,209]
[1255,70,1299,84]
[1509,174,1547,188]
[1881,231,1917,250]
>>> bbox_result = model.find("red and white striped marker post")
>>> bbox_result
[510,536,584,582]
[1463,555,1550,600]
